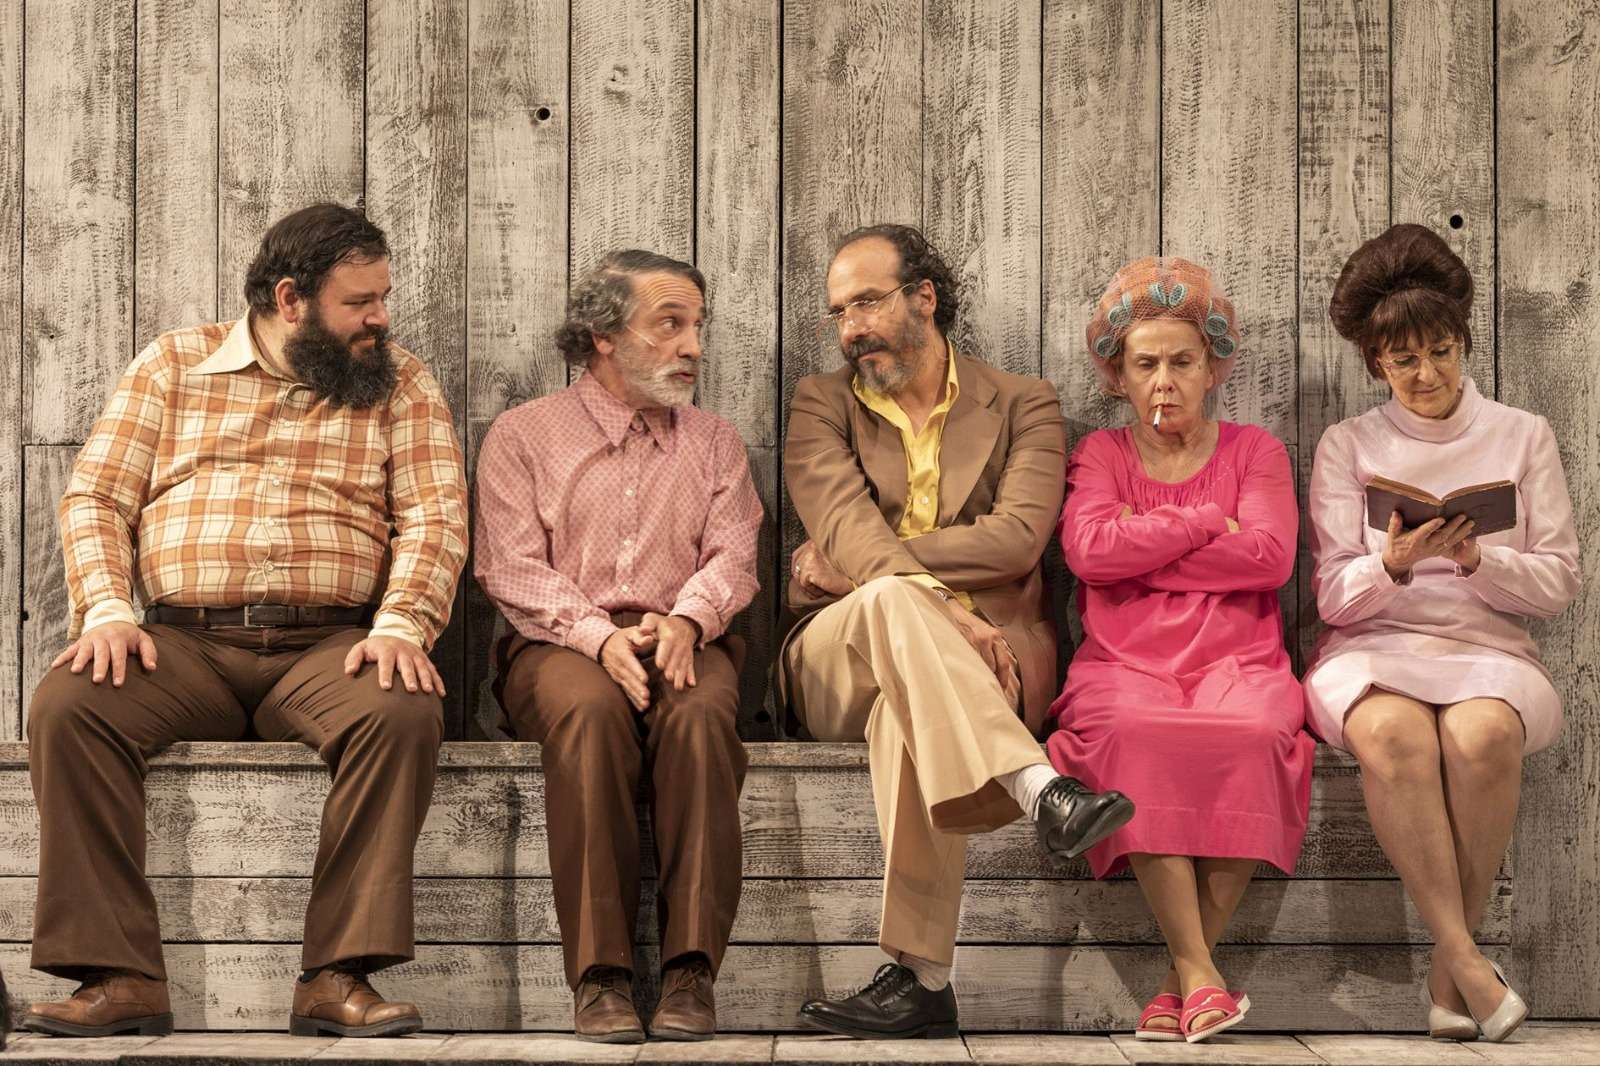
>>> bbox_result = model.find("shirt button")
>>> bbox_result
[263,563,276,573]
[622,537,633,547]
[275,458,288,467]
[263,517,275,526]
[271,476,283,485]
[920,495,930,505]
[620,583,630,593]
[624,487,635,498]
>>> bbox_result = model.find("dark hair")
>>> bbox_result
[832,224,960,335]
[555,249,707,368]
[1329,223,1473,379]
[244,203,390,315]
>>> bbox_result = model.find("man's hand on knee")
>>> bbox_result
[343,636,446,696]
[792,540,853,597]
[601,627,656,711]
[52,621,157,687]
[938,598,1018,691]
[640,612,700,692]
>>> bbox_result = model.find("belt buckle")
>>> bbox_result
[241,604,292,628]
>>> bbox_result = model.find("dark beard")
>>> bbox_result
[283,305,397,409]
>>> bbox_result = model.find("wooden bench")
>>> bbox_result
[0,741,1509,1032]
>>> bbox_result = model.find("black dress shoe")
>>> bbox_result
[1036,776,1135,860]
[798,964,958,1039]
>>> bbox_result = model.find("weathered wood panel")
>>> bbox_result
[1296,0,1390,664]
[1498,0,1600,1018]
[0,742,1472,881]
[366,0,470,738]
[924,0,1042,377]
[1391,0,1496,366]
[1161,0,1300,444]
[569,0,695,273]
[0,942,1507,1032]
[0,0,20,740]
[778,0,923,567]
[462,0,571,739]
[135,0,218,342]
[22,0,134,444]
[0,874,1511,947]
[19,446,83,730]
[216,0,364,317]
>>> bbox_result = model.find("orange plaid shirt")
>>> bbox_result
[60,317,469,649]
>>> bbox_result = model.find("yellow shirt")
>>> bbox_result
[851,342,974,608]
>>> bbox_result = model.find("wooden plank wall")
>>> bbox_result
[0,0,1595,1017]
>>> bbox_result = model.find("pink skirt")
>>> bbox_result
[1046,657,1315,878]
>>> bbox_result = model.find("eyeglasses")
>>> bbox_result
[820,282,917,334]
[1376,342,1463,378]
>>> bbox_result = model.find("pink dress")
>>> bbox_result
[1047,423,1314,878]
[1303,378,1581,753]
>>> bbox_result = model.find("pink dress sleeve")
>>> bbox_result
[1140,430,1297,593]
[1463,416,1582,618]
[1060,433,1230,585]
[1308,421,1407,626]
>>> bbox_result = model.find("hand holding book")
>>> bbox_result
[1381,510,1479,580]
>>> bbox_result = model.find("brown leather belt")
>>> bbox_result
[143,604,375,629]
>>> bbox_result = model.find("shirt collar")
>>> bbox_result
[190,314,294,379]
[576,372,676,452]
[851,337,961,418]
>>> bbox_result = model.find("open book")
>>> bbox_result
[1365,476,1518,536]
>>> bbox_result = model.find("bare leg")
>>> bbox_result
[1436,697,1524,1019]
[1129,854,1228,1031]
[1148,858,1257,1030]
[1343,691,1485,1018]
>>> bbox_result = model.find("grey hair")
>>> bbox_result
[555,249,707,368]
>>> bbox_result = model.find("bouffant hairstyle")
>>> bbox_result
[832,223,961,336]
[1328,223,1473,379]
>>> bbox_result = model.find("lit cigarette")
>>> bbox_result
[1152,406,1162,428]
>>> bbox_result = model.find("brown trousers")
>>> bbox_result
[27,624,442,981]
[495,623,747,989]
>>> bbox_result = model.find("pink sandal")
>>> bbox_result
[1134,992,1184,1041]
[1181,985,1248,1043]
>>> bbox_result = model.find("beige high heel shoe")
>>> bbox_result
[1421,977,1477,1041]
[1470,961,1529,1043]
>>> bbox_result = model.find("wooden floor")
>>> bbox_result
[5,1025,1600,1065]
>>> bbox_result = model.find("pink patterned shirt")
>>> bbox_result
[475,372,764,659]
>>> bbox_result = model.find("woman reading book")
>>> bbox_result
[1049,257,1314,1043]
[1305,224,1581,1042]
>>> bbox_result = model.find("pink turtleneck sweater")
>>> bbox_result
[1303,378,1581,753]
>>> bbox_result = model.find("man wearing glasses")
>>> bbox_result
[476,250,762,1044]
[779,225,1134,1038]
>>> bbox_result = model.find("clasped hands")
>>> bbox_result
[791,540,1020,704]
[1381,510,1479,580]
[600,612,701,711]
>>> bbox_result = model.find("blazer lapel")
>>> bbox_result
[937,355,1002,526]
[852,400,911,525]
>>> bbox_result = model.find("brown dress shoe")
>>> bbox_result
[22,970,174,1037]
[649,956,716,1041]
[289,965,423,1038]
[574,966,645,1044]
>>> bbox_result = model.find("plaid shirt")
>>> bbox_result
[61,317,468,649]
[475,372,763,659]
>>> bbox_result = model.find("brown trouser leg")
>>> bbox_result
[27,624,441,980]
[498,633,747,989]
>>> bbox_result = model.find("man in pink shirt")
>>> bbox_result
[475,250,763,1044]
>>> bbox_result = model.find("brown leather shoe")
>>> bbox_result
[289,965,423,1037]
[22,970,174,1037]
[649,956,716,1041]
[574,966,645,1044]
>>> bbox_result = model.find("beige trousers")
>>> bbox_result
[785,576,1048,965]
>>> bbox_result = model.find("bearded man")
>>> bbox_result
[22,203,468,1039]
[780,225,1135,1038]
[476,250,762,1043]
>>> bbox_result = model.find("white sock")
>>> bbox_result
[896,950,952,991]
[997,762,1058,821]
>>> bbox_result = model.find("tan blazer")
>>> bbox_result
[776,352,1068,736]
